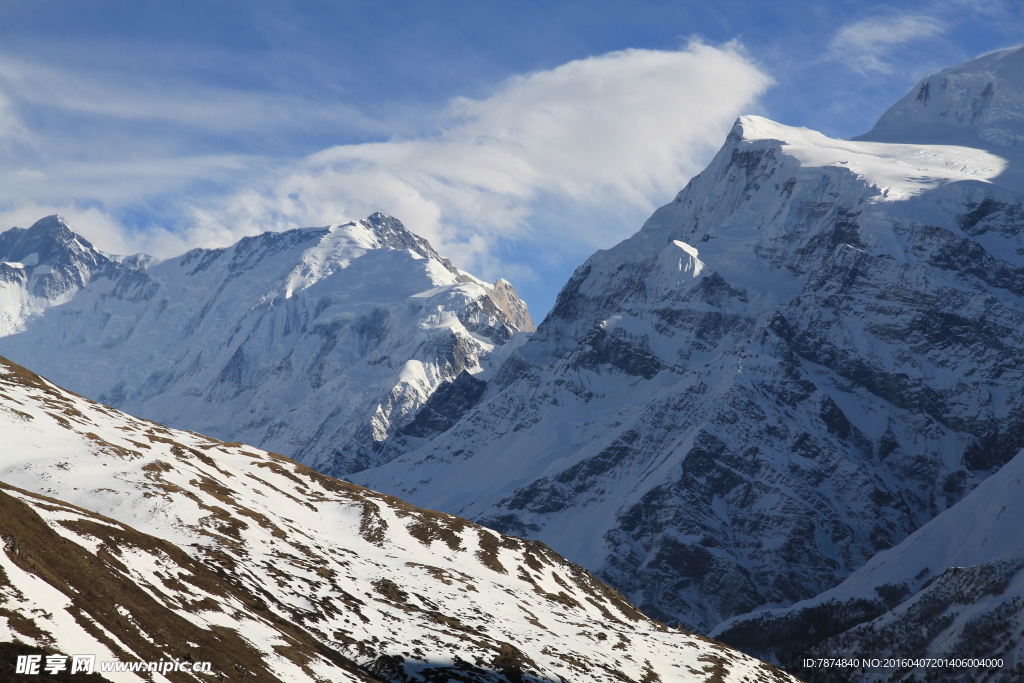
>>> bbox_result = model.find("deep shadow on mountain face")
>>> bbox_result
[371,656,564,683]
[715,523,1024,682]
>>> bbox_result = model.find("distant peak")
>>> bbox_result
[29,213,71,232]
[360,211,409,237]
[364,210,397,224]
[358,212,452,268]
[362,211,414,239]
[22,214,91,247]
[0,213,108,265]
[859,45,1024,147]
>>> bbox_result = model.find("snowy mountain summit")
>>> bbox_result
[0,212,534,476]
[858,45,1024,195]
[861,45,1024,150]
[353,46,1024,639]
[0,214,120,335]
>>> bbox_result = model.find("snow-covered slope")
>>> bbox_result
[858,45,1024,193]
[712,445,1024,682]
[861,46,1024,149]
[0,355,795,683]
[0,212,533,475]
[356,47,1024,634]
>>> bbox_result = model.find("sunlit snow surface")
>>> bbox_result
[739,116,1008,200]
[0,357,795,683]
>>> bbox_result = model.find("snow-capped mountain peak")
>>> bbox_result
[0,213,534,476]
[0,214,103,273]
[861,45,1024,148]
[354,50,1024,637]
[734,115,1008,199]
[0,214,117,335]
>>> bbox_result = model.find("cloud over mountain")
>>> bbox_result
[186,43,772,280]
[0,42,771,304]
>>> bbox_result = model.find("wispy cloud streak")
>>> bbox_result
[830,13,947,73]
[0,40,771,304]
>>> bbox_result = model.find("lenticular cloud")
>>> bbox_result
[191,42,773,277]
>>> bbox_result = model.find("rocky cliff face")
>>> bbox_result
[0,354,795,683]
[357,47,1024,634]
[0,212,533,475]
[712,444,1024,683]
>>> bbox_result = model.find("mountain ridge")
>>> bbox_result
[712,443,1024,681]
[354,49,1024,635]
[0,212,534,476]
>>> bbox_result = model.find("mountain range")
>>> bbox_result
[354,45,1024,641]
[3,44,1024,683]
[0,211,533,475]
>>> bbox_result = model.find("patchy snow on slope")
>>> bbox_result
[0,355,796,683]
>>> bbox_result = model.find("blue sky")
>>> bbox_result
[0,1,1022,316]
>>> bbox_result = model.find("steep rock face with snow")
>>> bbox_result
[0,212,533,475]
[0,354,796,683]
[0,216,125,336]
[357,47,1024,634]
[712,445,1024,682]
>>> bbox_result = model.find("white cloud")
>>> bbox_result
[830,13,947,73]
[178,42,772,279]
[3,154,257,202]
[0,153,265,259]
